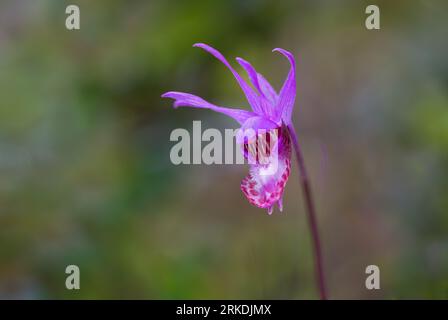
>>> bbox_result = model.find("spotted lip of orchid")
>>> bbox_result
[162,43,296,215]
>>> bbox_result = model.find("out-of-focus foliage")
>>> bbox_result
[0,0,447,299]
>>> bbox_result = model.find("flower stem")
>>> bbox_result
[287,124,327,300]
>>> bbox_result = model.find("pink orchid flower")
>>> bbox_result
[162,43,296,215]
[162,43,327,299]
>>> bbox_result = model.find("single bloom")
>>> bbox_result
[162,43,296,214]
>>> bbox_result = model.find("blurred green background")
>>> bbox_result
[0,0,447,299]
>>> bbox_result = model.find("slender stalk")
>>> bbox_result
[287,124,327,300]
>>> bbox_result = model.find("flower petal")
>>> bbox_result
[240,126,291,214]
[235,57,263,97]
[241,150,291,214]
[235,57,279,106]
[257,73,278,107]
[161,91,256,124]
[236,116,278,144]
[273,48,296,125]
[193,43,262,114]
[236,57,276,119]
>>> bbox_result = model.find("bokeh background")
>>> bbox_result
[0,0,447,299]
